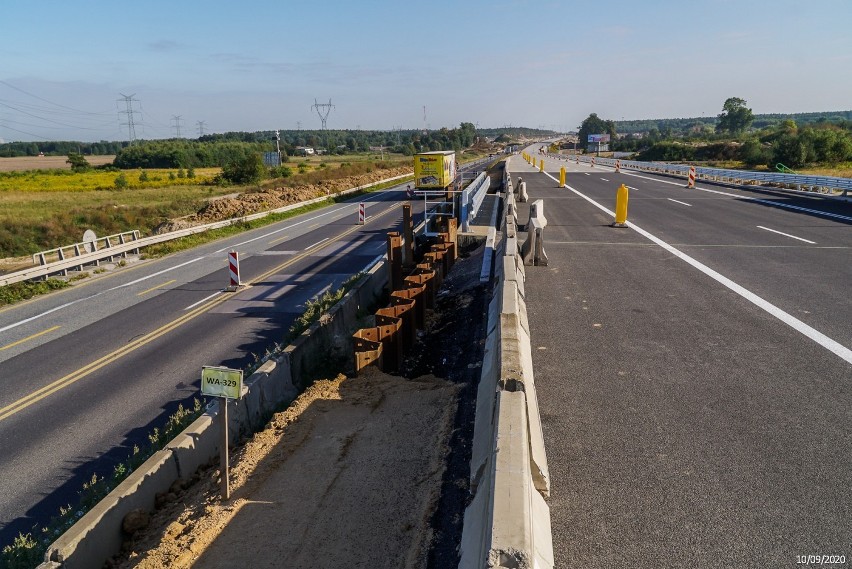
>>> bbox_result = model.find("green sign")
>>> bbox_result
[201,366,243,399]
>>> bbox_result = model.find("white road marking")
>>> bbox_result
[668,198,692,207]
[543,171,852,365]
[183,291,223,311]
[623,171,852,223]
[600,178,609,182]
[756,226,816,244]
[306,237,330,250]
[108,257,203,290]
[626,185,639,191]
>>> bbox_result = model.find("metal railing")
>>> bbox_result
[32,231,142,270]
[552,153,852,197]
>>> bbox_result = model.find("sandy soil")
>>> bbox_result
[113,370,459,569]
[0,155,115,171]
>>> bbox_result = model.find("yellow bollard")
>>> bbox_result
[613,184,629,227]
[559,166,566,188]
[539,159,544,173]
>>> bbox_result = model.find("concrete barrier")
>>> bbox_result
[459,186,553,568]
[41,257,389,568]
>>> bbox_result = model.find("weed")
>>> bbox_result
[0,279,69,307]
[0,399,205,567]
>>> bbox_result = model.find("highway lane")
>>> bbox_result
[528,153,852,349]
[512,153,851,566]
[0,183,421,542]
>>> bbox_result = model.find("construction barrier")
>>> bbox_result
[459,177,553,568]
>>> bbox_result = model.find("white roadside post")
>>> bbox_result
[201,365,244,500]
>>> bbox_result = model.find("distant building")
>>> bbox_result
[295,146,315,156]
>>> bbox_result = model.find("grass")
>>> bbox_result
[0,279,70,307]
[0,157,412,259]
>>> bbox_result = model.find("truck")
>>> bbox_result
[414,151,456,189]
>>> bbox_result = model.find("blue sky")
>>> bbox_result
[1,0,850,142]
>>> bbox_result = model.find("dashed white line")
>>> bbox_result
[183,291,223,311]
[306,237,330,250]
[756,226,816,244]
[543,170,852,365]
[667,198,692,207]
[600,178,609,182]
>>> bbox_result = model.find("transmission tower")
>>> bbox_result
[311,98,335,130]
[171,115,183,138]
[117,93,139,144]
[196,120,207,137]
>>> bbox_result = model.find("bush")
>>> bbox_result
[114,173,129,189]
[221,153,265,185]
[138,170,149,182]
[268,166,293,179]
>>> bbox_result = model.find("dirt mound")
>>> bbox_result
[153,167,410,234]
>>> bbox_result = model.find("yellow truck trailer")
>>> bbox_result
[414,151,456,189]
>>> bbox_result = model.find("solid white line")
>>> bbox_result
[0,298,89,334]
[668,198,692,207]
[756,226,816,244]
[542,170,852,365]
[184,291,222,311]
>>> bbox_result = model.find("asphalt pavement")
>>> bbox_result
[0,183,421,542]
[510,150,851,567]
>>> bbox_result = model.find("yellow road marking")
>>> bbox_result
[137,279,176,296]
[0,202,397,423]
[268,234,289,245]
[0,325,61,352]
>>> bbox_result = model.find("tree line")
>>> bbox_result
[577,99,852,169]
[0,122,548,169]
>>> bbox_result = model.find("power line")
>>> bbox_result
[0,80,113,116]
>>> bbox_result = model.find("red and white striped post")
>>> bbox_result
[687,166,696,188]
[357,202,365,224]
[591,156,596,168]
[616,159,621,173]
[228,250,241,289]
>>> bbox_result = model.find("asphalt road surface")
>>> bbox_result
[0,183,424,543]
[511,150,851,567]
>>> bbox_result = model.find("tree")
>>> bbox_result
[66,152,91,172]
[716,97,754,135]
[577,113,616,150]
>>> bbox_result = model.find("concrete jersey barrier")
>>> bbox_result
[459,178,554,568]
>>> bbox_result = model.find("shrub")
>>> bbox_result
[221,154,265,185]
[113,173,129,189]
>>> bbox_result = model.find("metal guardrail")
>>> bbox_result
[32,231,142,269]
[0,173,412,287]
[554,153,852,197]
[460,172,491,232]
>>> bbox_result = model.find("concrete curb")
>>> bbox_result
[39,257,388,569]
[459,179,553,568]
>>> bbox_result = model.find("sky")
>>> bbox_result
[1,0,850,143]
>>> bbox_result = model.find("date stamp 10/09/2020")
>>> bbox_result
[797,555,847,566]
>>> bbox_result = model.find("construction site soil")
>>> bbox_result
[109,242,490,569]
[153,167,411,233]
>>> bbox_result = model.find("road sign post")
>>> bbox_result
[201,365,244,500]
